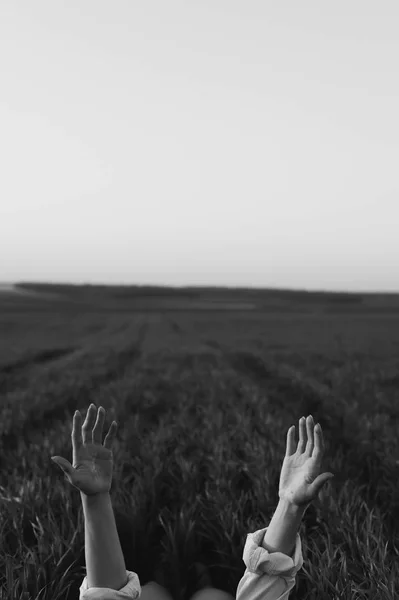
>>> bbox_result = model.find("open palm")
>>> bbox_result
[51,404,118,496]
[279,415,334,507]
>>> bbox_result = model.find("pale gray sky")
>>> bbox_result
[1,1,398,292]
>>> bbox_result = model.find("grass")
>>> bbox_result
[0,284,399,599]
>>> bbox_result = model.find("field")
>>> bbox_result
[1,283,399,600]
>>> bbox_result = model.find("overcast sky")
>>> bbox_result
[1,1,398,292]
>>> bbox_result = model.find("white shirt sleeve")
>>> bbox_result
[236,526,304,600]
[79,570,141,599]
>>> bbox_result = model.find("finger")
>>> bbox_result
[71,410,82,454]
[82,404,97,445]
[305,415,315,456]
[296,416,307,453]
[51,456,74,479]
[103,421,118,450]
[285,425,296,457]
[92,406,105,444]
[313,422,325,460]
[310,472,334,498]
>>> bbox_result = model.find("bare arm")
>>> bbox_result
[236,416,333,600]
[264,415,333,556]
[51,405,129,591]
[263,498,307,556]
[81,491,128,590]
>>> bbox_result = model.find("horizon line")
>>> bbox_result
[1,281,399,296]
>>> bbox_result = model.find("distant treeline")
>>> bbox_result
[18,283,201,298]
[17,282,366,301]
[14,283,399,313]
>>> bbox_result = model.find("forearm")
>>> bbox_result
[263,499,308,557]
[80,492,128,590]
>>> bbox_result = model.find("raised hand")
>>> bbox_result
[278,415,334,507]
[51,404,118,496]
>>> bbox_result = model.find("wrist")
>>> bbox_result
[277,497,309,516]
[80,491,111,507]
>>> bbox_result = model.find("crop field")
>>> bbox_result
[1,283,399,599]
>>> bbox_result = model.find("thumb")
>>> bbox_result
[51,456,75,480]
[311,472,334,498]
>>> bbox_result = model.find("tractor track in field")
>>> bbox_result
[0,321,149,456]
[228,349,399,535]
[0,347,78,396]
